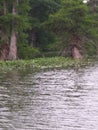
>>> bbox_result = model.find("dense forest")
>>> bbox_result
[0,0,98,60]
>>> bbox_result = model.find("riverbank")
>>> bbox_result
[0,57,95,72]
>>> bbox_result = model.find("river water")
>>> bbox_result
[0,64,98,130]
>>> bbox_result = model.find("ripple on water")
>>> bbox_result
[0,65,98,130]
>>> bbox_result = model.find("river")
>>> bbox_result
[0,63,98,130]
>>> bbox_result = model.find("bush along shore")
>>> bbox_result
[0,57,96,72]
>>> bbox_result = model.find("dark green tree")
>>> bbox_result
[45,0,98,58]
[0,0,31,60]
[29,0,61,52]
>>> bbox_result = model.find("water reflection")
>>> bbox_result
[0,65,98,130]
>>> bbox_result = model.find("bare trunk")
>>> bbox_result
[72,46,83,59]
[0,44,9,61]
[8,30,17,60]
[70,35,83,59]
[3,0,7,15]
[93,0,97,15]
[30,30,36,47]
[8,1,18,60]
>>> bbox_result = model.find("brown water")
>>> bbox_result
[0,64,98,130]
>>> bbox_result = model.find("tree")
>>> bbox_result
[86,0,98,55]
[8,1,18,60]
[29,0,61,51]
[0,0,30,60]
[0,0,9,60]
[45,0,97,58]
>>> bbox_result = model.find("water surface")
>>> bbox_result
[0,64,98,130]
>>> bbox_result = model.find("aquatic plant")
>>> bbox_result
[0,57,95,72]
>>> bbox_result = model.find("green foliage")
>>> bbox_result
[46,0,91,35]
[85,41,97,56]
[30,0,61,22]
[0,0,98,59]
[0,0,31,47]
[44,0,98,57]
[18,43,41,59]
[28,0,61,52]
[36,28,56,51]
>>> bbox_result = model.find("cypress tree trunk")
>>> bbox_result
[8,30,17,60]
[71,35,83,59]
[0,43,9,61]
[0,0,9,60]
[72,46,82,59]
[8,2,17,60]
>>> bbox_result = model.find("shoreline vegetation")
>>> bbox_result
[0,57,96,72]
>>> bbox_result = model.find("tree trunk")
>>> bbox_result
[72,46,83,59]
[8,1,17,60]
[29,29,36,47]
[93,0,97,15]
[0,0,9,60]
[0,30,9,60]
[3,0,6,15]
[71,35,83,59]
[8,30,17,60]
[0,44,9,61]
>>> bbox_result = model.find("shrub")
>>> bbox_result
[18,43,41,59]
